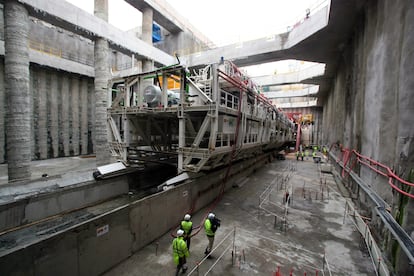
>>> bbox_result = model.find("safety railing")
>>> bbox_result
[187,226,331,275]
[187,227,236,275]
[258,162,294,232]
[343,200,390,275]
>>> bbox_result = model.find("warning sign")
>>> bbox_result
[96,224,109,237]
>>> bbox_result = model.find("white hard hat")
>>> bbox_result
[208,213,215,219]
[177,229,184,237]
[184,214,191,221]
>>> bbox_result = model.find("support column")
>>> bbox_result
[49,72,59,158]
[94,0,111,165]
[70,76,80,156]
[61,74,70,156]
[80,78,89,155]
[4,0,31,181]
[142,7,154,73]
[0,60,5,163]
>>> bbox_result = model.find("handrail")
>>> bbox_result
[344,200,390,275]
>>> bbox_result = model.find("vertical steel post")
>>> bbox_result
[177,71,186,173]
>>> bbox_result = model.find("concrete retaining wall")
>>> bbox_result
[0,154,270,276]
[29,66,95,160]
[0,176,128,233]
[322,0,414,273]
[1,62,95,163]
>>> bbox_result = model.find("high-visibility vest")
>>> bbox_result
[172,237,189,265]
[313,151,317,157]
[181,220,193,235]
[204,218,214,237]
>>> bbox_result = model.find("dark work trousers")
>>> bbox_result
[175,257,187,276]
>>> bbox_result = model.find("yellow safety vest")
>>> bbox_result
[181,221,193,235]
[204,219,214,237]
[172,237,189,265]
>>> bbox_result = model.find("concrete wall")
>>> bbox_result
[0,59,4,163]
[28,18,94,67]
[0,9,144,164]
[0,208,132,276]
[282,106,323,146]
[0,5,94,67]
[0,153,271,276]
[322,0,414,273]
[158,30,208,56]
[29,65,95,160]
[0,176,128,233]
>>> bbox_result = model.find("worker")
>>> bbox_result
[172,229,189,276]
[204,213,220,258]
[312,151,320,163]
[301,151,304,161]
[285,191,290,204]
[296,151,300,161]
[180,214,193,250]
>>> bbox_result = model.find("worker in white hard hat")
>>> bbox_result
[204,212,221,258]
[180,214,193,250]
[172,229,189,275]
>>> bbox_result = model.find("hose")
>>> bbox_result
[331,144,414,198]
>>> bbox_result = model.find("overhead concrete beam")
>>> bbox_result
[265,85,319,98]
[125,0,184,33]
[252,64,326,86]
[0,41,94,77]
[14,0,176,67]
[277,99,318,108]
[125,0,213,47]
[182,5,330,68]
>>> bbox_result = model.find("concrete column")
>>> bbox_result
[94,0,108,22]
[36,70,48,159]
[88,80,95,154]
[70,76,80,156]
[94,0,111,165]
[80,78,89,155]
[142,7,154,73]
[142,7,153,44]
[61,74,70,156]
[0,60,5,163]
[49,72,59,158]
[29,67,35,160]
[4,0,31,181]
